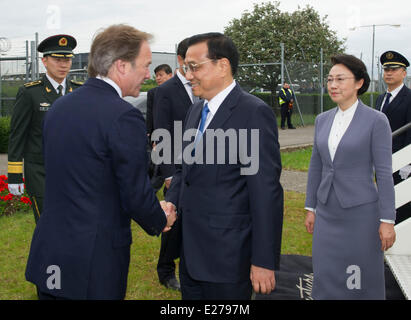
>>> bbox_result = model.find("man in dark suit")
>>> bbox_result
[376,51,411,224]
[25,24,176,300]
[152,38,194,291]
[146,64,173,193]
[163,33,284,300]
[146,64,173,141]
[7,34,81,223]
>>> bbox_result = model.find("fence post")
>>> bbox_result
[320,48,324,114]
[280,43,284,85]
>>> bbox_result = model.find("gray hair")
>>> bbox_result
[88,24,152,77]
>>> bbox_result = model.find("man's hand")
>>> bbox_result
[164,178,172,190]
[160,201,177,232]
[8,183,25,196]
[250,265,275,294]
[379,222,396,251]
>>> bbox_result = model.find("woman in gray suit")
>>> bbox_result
[304,54,396,299]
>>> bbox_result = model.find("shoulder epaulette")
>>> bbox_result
[24,80,42,88]
[70,80,84,86]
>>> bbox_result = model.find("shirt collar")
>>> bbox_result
[387,83,404,98]
[96,75,122,97]
[46,73,66,92]
[176,69,190,86]
[204,80,236,116]
[337,99,358,117]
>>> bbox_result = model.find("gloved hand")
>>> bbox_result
[399,165,411,180]
[8,183,25,196]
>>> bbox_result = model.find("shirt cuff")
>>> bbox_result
[305,207,316,214]
[380,219,395,224]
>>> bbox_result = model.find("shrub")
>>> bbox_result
[0,117,10,153]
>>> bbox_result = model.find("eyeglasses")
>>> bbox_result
[182,59,215,74]
[326,76,355,84]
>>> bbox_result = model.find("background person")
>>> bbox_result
[25,24,176,300]
[278,82,296,130]
[146,64,173,193]
[7,34,81,223]
[376,50,411,224]
[152,38,195,291]
[305,54,396,300]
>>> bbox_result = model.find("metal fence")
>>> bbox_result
[236,54,397,126]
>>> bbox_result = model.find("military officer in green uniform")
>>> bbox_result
[8,34,82,223]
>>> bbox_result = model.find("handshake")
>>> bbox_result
[160,200,177,232]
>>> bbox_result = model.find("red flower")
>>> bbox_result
[20,197,32,205]
[3,194,13,201]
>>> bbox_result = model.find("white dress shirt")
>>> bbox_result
[379,83,404,111]
[46,74,66,96]
[176,70,195,103]
[96,75,122,97]
[328,100,358,161]
[195,80,236,139]
[306,100,394,224]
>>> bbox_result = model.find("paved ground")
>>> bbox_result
[0,125,314,193]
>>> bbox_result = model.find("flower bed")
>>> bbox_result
[0,175,32,216]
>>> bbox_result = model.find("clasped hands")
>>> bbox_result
[160,201,177,232]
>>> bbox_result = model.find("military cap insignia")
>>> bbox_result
[59,37,68,46]
[38,34,77,58]
[386,52,394,60]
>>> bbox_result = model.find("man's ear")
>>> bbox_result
[219,58,231,76]
[114,59,128,75]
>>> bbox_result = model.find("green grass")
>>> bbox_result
[281,146,312,172]
[0,191,311,300]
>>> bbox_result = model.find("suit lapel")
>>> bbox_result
[184,84,241,177]
[319,107,336,165]
[42,75,59,104]
[66,78,74,94]
[174,76,192,107]
[384,85,407,117]
[332,101,363,163]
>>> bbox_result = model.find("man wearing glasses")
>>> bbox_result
[163,33,284,299]
[376,50,411,224]
[152,38,195,291]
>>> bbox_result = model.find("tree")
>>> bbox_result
[224,1,345,94]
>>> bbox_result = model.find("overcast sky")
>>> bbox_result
[1,0,410,76]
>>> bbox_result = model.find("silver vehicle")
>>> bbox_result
[123,91,147,119]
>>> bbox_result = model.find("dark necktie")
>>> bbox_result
[381,92,391,112]
[57,85,63,97]
[193,103,210,156]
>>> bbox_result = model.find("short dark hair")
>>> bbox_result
[330,54,370,95]
[177,38,190,59]
[154,64,172,75]
[187,32,239,76]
